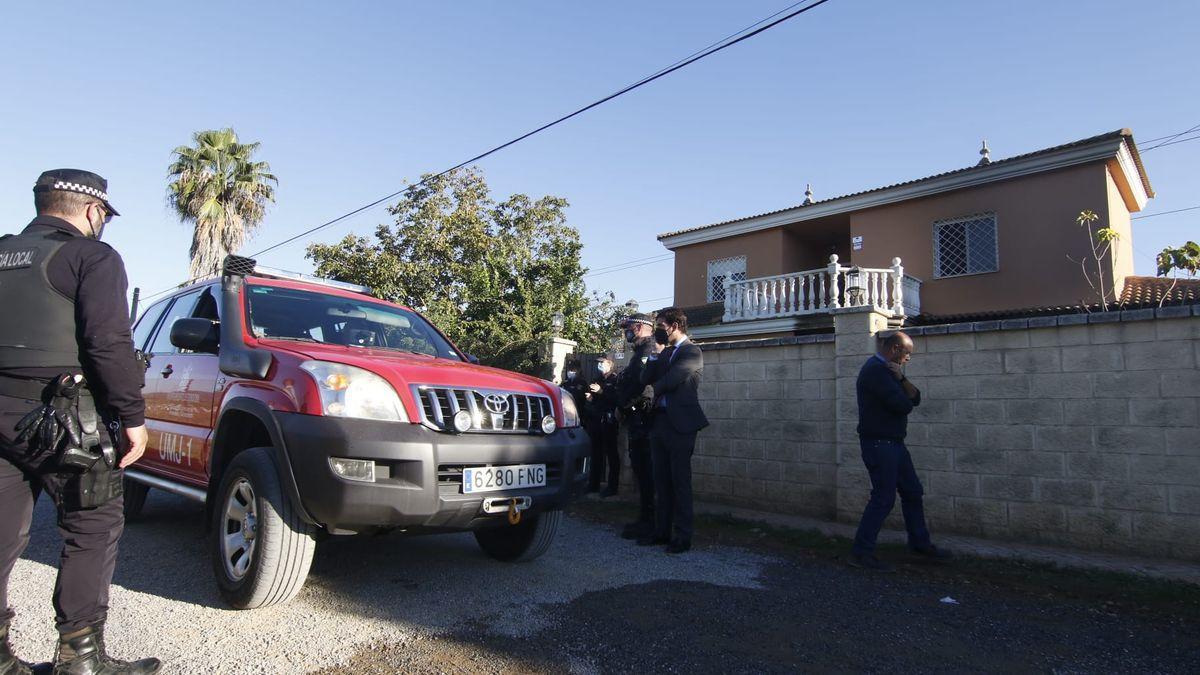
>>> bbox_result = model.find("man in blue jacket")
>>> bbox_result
[850,331,951,571]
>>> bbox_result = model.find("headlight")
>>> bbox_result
[300,361,408,422]
[559,387,580,427]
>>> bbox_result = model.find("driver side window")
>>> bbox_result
[147,290,203,355]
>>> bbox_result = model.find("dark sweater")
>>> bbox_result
[856,355,920,441]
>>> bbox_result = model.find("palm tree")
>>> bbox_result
[168,128,278,278]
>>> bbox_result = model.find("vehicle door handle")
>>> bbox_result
[161,365,174,378]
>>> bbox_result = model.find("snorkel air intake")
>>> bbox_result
[219,255,274,380]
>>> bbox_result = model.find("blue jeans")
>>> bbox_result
[852,438,932,556]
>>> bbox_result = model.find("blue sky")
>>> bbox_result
[1,0,1196,314]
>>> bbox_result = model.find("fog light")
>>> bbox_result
[329,457,375,483]
[541,415,557,435]
[452,409,474,433]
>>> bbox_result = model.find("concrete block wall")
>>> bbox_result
[692,335,838,517]
[865,310,1200,560]
[685,303,1200,561]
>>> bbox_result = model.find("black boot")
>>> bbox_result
[0,623,40,675]
[52,625,160,675]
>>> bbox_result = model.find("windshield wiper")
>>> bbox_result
[257,335,325,344]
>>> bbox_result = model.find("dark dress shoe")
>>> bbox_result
[909,544,953,562]
[636,535,670,546]
[848,553,894,572]
[666,540,691,554]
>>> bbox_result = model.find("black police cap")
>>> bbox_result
[621,312,655,328]
[32,169,120,216]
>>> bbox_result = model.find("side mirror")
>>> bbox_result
[466,354,480,365]
[170,318,220,355]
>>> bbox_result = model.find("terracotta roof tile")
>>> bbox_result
[659,129,1151,241]
[1119,275,1200,306]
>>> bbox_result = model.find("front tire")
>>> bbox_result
[474,510,562,562]
[210,447,316,609]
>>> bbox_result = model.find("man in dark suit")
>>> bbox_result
[850,331,951,571]
[638,307,708,554]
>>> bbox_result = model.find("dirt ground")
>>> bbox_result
[321,499,1200,674]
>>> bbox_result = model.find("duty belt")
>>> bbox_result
[0,374,53,401]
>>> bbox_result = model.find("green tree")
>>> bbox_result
[168,128,278,279]
[307,168,623,374]
[1156,240,1200,307]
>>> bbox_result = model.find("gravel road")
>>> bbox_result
[7,491,1200,673]
[5,491,771,673]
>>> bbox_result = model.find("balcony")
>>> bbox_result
[722,255,922,323]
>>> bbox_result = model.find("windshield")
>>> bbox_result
[246,284,462,360]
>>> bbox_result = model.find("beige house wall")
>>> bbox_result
[1106,167,1136,299]
[850,162,1118,316]
[670,160,1144,318]
[673,229,788,307]
[680,306,1200,561]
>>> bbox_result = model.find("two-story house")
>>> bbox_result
[657,129,1159,340]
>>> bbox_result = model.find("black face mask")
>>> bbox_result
[624,329,636,343]
[653,328,669,345]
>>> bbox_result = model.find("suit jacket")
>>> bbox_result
[640,339,709,434]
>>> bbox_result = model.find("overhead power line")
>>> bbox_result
[1137,124,1200,145]
[584,255,674,279]
[246,0,835,259]
[586,253,674,275]
[138,0,836,303]
[1141,133,1200,152]
[1132,205,1200,220]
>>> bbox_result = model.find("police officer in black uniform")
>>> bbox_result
[614,313,659,540]
[0,170,159,674]
[585,356,620,497]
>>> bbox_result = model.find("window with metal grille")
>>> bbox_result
[933,213,998,278]
[707,255,747,302]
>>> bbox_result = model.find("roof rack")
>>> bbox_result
[222,255,373,295]
[252,265,374,296]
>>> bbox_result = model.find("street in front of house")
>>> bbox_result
[7,491,1198,674]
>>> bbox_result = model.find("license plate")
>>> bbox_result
[462,464,546,494]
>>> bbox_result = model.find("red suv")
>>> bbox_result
[124,256,589,609]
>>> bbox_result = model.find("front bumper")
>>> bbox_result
[275,412,591,533]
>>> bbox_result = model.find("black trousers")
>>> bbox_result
[627,434,654,524]
[0,397,124,634]
[587,419,619,491]
[650,415,697,544]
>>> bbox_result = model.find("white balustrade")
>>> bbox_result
[721,255,923,322]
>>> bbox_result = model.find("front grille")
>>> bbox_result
[413,386,554,433]
[438,462,563,495]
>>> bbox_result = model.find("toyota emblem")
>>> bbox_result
[483,394,510,415]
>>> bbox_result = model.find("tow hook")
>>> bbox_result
[482,496,531,524]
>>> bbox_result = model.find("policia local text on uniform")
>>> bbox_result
[0,170,160,674]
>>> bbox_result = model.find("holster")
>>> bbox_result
[61,391,124,510]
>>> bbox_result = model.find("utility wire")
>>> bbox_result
[138,0,835,303]
[584,256,674,279]
[1132,205,1200,220]
[1138,123,1200,150]
[1141,133,1200,152]
[247,0,834,261]
[586,253,674,275]
[1136,124,1200,145]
